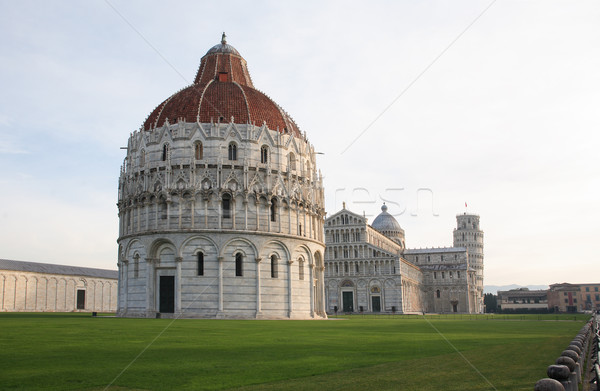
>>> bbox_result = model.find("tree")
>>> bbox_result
[484,293,497,313]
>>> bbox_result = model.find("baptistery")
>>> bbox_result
[116,34,326,319]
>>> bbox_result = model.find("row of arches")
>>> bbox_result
[120,191,324,242]
[326,244,392,260]
[324,259,397,277]
[118,235,326,319]
[0,272,117,312]
[327,228,364,243]
[134,142,312,177]
[327,214,360,226]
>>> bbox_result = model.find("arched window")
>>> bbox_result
[133,254,140,278]
[298,258,304,280]
[222,194,231,219]
[436,289,440,298]
[228,143,237,161]
[162,144,169,161]
[270,198,277,222]
[194,142,203,160]
[139,149,145,167]
[235,253,243,276]
[270,255,278,278]
[197,252,204,276]
[434,272,437,279]
[289,153,296,170]
[261,145,269,164]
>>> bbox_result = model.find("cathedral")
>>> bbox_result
[324,204,484,314]
[116,34,327,319]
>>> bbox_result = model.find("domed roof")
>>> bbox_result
[205,33,241,56]
[142,33,301,137]
[372,204,403,233]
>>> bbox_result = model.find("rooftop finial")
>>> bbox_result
[221,32,227,45]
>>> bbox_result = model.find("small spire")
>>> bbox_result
[343,201,346,209]
[221,32,227,45]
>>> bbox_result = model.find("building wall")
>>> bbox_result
[0,270,117,312]
[117,122,327,319]
[579,284,600,311]
[119,232,325,319]
[548,283,580,312]
[404,249,475,313]
[497,289,548,310]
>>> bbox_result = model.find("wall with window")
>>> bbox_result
[0,268,118,313]
[118,121,325,243]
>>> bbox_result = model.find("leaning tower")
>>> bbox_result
[453,214,484,313]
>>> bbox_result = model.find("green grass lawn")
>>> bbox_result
[0,313,587,391]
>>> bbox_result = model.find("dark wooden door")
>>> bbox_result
[76,290,85,310]
[342,291,354,312]
[372,296,381,312]
[159,276,175,313]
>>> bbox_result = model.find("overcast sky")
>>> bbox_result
[0,1,598,286]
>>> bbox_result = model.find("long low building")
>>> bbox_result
[0,259,118,312]
[497,288,548,311]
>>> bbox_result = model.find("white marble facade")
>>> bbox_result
[324,206,483,314]
[116,36,327,319]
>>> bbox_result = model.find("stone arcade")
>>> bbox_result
[117,35,327,319]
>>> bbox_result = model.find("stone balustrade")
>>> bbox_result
[534,315,594,391]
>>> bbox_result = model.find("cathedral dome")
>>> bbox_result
[372,204,402,232]
[142,33,300,137]
[372,204,405,247]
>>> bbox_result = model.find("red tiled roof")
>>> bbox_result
[143,39,300,137]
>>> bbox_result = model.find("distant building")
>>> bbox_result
[324,204,484,314]
[0,259,118,312]
[579,284,600,311]
[548,283,600,312]
[497,288,548,311]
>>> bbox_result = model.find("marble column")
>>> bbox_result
[175,256,182,314]
[218,256,224,313]
[309,264,315,317]
[255,257,262,316]
[287,260,293,317]
[145,257,157,316]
